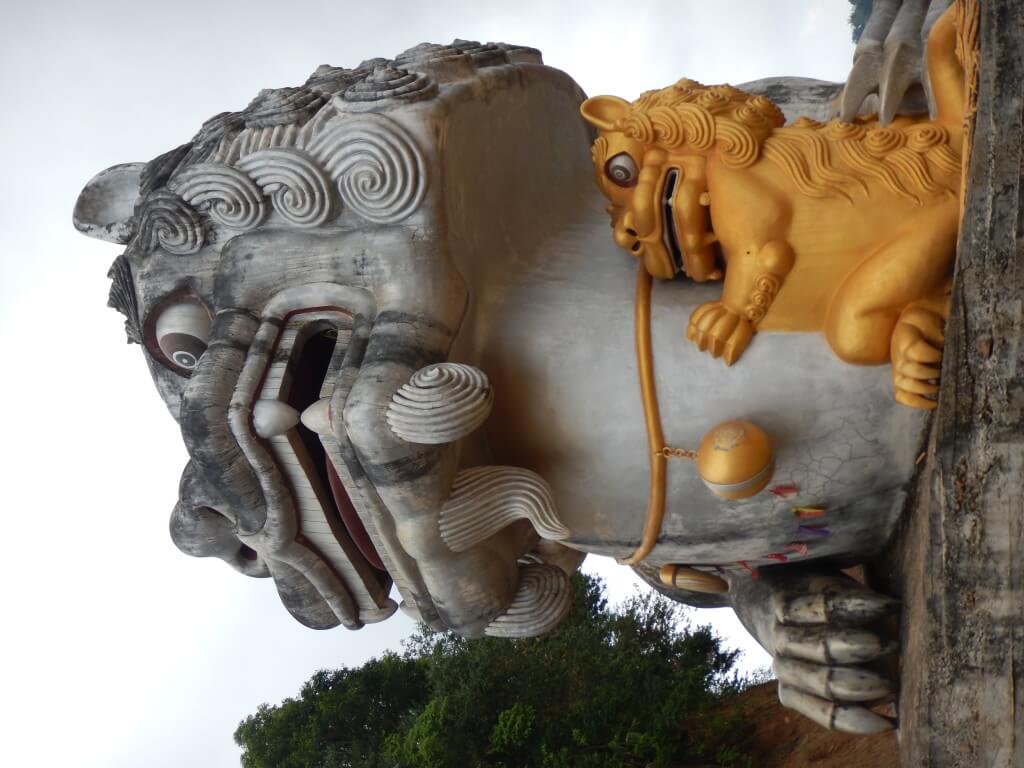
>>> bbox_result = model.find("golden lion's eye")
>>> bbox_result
[605,153,639,187]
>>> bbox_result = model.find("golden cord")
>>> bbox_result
[619,265,668,565]
[661,446,697,460]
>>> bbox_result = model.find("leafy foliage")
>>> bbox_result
[235,574,754,767]
[234,654,428,768]
[848,0,873,42]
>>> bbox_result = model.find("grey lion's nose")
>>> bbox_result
[169,498,270,579]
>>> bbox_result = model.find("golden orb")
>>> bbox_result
[695,419,774,500]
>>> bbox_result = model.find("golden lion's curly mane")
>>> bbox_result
[606,79,960,203]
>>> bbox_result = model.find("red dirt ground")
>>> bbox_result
[730,683,899,767]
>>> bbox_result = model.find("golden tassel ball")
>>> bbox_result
[695,419,774,500]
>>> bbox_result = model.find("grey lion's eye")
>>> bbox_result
[605,153,639,187]
[154,299,211,373]
[171,349,199,369]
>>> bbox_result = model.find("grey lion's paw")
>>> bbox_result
[769,577,899,734]
[777,683,895,735]
[838,0,951,123]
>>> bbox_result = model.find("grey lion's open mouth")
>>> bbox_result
[267,314,386,566]
[662,169,684,274]
[249,301,397,628]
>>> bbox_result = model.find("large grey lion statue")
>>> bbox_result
[74,0,960,735]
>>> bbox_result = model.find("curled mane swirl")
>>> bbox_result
[616,80,959,202]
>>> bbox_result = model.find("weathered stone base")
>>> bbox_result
[886,1,1024,764]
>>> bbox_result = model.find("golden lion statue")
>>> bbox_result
[581,5,970,410]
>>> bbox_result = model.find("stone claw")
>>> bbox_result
[879,41,923,124]
[758,571,901,733]
[840,44,883,123]
[774,583,900,627]
[920,0,955,117]
[775,625,897,665]
[839,0,943,124]
[774,657,893,702]
[778,683,896,735]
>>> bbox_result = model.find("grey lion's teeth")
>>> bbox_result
[300,397,332,437]
[253,399,299,438]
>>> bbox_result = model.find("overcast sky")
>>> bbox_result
[1,2,854,766]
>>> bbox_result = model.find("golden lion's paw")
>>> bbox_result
[891,305,946,410]
[686,301,754,366]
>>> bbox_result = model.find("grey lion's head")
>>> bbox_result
[73,40,581,640]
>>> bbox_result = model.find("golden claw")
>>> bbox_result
[890,301,947,410]
[687,301,754,365]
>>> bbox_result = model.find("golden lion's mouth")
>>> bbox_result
[659,166,722,282]
[662,168,684,274]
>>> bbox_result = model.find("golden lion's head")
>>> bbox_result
[580,81,784,280]
[582,80,960,281]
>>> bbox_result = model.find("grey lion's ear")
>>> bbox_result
[73,163,145,244]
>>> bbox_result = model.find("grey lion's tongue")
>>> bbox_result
[325,457,386,571]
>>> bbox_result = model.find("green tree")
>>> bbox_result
[848,0,873,42]
[235,653,429,768]
[235,574,753,768]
